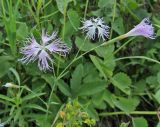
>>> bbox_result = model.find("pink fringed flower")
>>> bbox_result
[19,29,70,71]
[125,18,155,39]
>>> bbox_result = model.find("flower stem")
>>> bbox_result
[57,0,67,76]
[84,0,89,19]
[115,56,160,65]
[58,34,126,79]
[99,111,158,116]
[114,37,135,54]
[109,0,117,39]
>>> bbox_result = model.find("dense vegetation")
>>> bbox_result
[0,0,160,127]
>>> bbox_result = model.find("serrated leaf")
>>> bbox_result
[17,22,28,39]
[98,0,113,8]
[75,37,99,51]
[92,91,105,108]
[111,72,131,95]
[113,96,139,113]
[132,117,148,127]
[112,17,125,35]
[103,90,114,108]
[70,64,83,94]
[120,122,130,127]
[56,0,70,14]
[154,89,160,104]
[57,80,71,96]
[90,55,107,79]
[67,9,80,31]
[78,80,106,96]
[41,74,55,87]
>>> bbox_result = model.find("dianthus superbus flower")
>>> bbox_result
[80,17,110,41]
[125,18,155,39]
[19,29,70,71]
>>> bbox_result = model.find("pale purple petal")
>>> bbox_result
[19,29,70,72]
[38,50,52,71]
[46,40,70,56]
[19,36,41,64]
[125,18,155,39]
[42,29,57,44]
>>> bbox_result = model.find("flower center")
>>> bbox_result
[93,22,98,28]
[40,44,46,50]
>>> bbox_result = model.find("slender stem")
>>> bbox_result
[115,56,160,65]
[57,0,67,76]
[51,104,65,127]
[114,37,135,54]
[36,0,42,29]
[22,86,48,108]
[45,81,57,124]
[40,10,59,19]
[99,111,159,116]
[109,0,117,39]
[62,0,67,41]
[58,34,127,79]
[57,38,87,79]
[84,0,89,19]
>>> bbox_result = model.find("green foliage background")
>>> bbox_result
[0,0,160,127]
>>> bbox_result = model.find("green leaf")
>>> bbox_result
[86,104,99,120]
[132,117,148,127]
[78,80,106,96]
[146,76,158,88]
[154,89,160,104]
[92,91,106,109]
[103,90,114,108]
[22,93,46,102]
[25,62,42,76]
[9,68,21,86]
[75,37,99,52]
[70,64,83,94]
[112,17,125,35]
[157,122,160,127]
[41,74,55,87]
[57,80,71,96]
[67,9,80,31]
[111,72,131,95]
[0,94,14,103]
[0,56,13,78]
[90,55,107,79]
[113,96,139,112]
[17,22,28,39]
[98,0,114,8]
[0,61,11,78]
[23,104,51,113]
[120,122,130,127]
[134,80,146,94]
[56,0,70,14]
[157,72,160,84]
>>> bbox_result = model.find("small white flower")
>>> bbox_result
[3,83,19,88]
[3,83,13,87]
[80,17,110,41]
[0,123,4,127]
